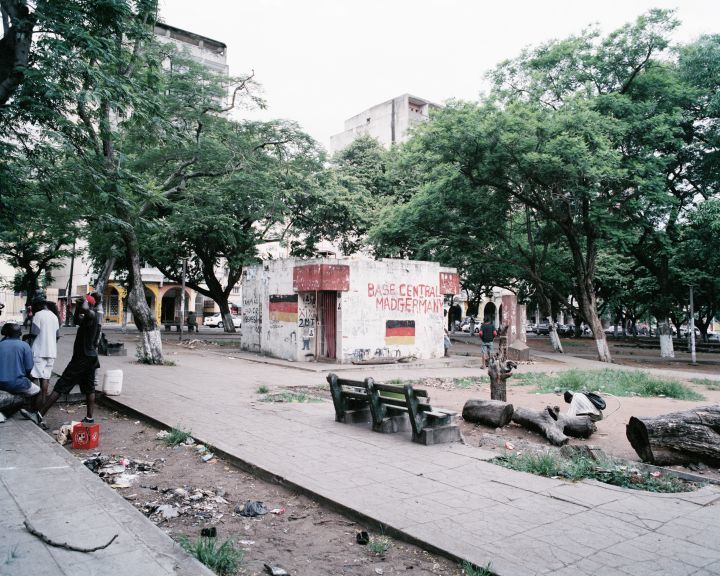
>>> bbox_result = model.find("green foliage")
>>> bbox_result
[161,426,192,446]
[462,560,493,576]
[178,536,243,575]
[367,535,391,556]
[494,451,695,493]
[256,385,269,394]
[690,378,720,391]
[260,392,321,403]
[518,369,704,400]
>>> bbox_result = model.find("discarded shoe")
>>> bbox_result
[20,409,47,429]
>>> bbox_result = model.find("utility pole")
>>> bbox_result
[689,285,696,365]
[179,258,187,342]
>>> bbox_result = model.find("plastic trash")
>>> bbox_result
[235,500,269,517]
[356,531,369,545]
[264,564,289,576]
[200,527,217,538]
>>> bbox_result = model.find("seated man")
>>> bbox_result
[0,323,41,420]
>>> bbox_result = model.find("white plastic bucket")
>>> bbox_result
[103,370,123,396]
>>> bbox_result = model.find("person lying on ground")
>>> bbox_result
[0,322,41,415]
[22,293,102,429]
[564,390,605,421]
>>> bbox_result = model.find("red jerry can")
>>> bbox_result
[72,423,100,449]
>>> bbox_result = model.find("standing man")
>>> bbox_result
[22,293,102,428]
[480,317,497,368]
[0,323,42,416]
[29,296,60,405]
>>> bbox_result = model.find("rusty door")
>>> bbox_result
[316,291,337,359]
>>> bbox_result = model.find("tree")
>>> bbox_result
[140,117,325,332]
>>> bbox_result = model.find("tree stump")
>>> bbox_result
[626,404,720,465]
[462,399,514,428]
[511,406,596,446]
[488,357,517,402]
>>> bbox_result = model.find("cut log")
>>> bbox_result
[626,405,720,465]
[488,358,517,402]
[511,406,568,446]
[511,406,596,446]
[462,399,514,428]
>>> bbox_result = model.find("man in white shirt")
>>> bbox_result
[30,296,60,404]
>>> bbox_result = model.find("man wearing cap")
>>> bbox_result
[0,323,42,417]
[22,293,102,429]
[29,296,61,405]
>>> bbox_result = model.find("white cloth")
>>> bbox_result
[31,309,59,359]
[31,356,55,379]
[567,393,603,421]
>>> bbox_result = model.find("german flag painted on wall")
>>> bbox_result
[385,320,415,345]
[269,295,298,323]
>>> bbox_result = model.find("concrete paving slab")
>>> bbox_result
[65,339,720,576]
[0,419,214,576]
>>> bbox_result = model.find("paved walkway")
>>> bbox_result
[0,419,214,576]
[73,337,720,576]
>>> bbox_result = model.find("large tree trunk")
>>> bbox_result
[0,1,36,106]
[121,227,163,364]
[218,297,236,334]
[658,319,675,358]
[626,405,720,465]
[488,358,516,402]
[512,406,596,446]
[462,399,514,428]
[94,256,116,319]
[548,322,563,353]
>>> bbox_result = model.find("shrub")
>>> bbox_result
[178,536,243,575]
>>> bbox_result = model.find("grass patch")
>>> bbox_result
[178,536,243,575]
[454,376,488,388]
[493,451,696,493]
[162,426,192,446]
[515,369,704,400]
[256,385,270,394]
[260,392,321,403]
[691,378,720,391]
[462,560,493,576]
[367,535,391,556]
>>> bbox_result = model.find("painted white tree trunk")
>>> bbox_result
[141,329,163,364]
[595,338,611,363]
[548,324,564,354]
[658,321,675,358]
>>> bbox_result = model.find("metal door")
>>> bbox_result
[316,291,337,359]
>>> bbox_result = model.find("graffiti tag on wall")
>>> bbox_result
[367,283,442,314]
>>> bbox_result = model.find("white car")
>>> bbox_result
[204,313,241,329]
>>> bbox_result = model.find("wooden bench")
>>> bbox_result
[327,374,372,424]
[327,373,460,445]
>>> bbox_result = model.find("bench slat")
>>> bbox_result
[373,383,428,397]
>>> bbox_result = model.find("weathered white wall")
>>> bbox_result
[339,259,445,363]
[240,266,262,354]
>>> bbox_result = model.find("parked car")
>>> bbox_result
[204,313,241,329]
[460,317,480,334]
[534,322,550,335]
[557,324,575,337]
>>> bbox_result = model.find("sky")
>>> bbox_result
[158,1,720,152]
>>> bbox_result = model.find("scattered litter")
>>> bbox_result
[156,431,169,440]
[238,540,255,546]
[156,504,180,520]
[184,436,195,445]
[650,471,662,478]
[133,420,140,425]
[55,424,74,445]
[264,564,289,576]
[235,500,269,517]
[356,531,369,545]
[375,569,384,575]
[196,445,207,453]
[504,441,515,450]
[201,453,215,462]
[270,507,285,515]
[81,453,162,488]
[200,527,217,538]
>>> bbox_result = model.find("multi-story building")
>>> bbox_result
[330,94,439,154]
[153,22,228,76]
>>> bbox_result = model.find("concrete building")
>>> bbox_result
[330,94,440,154]
[153,22,229,76]
[240,257,460,363]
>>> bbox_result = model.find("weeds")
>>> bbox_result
[691,378,720,391]
[367,535,391,556]
[260,392,321,403]
[462,560,493,576]
[135,343,176,366]
[515,369,704,400]
[493,451,696,493]
[256,385,270,394]
[162,426,192,446]
[178,536,243,575]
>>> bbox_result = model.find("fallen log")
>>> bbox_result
[626,404,720,465]
[511,406,597,446]
[462,399,514,428]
